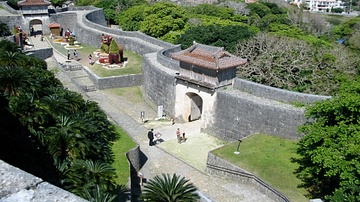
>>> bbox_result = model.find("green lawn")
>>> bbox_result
[212,134,308,202]
[89,50,142,77]
[112,125,137,185]
[48,37,142,77]
[104,87,144,103]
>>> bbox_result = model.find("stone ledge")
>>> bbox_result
[0,160,87,202]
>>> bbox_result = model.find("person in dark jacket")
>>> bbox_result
[148,129,154,146]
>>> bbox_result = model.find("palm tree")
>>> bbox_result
[0,66,30,96]
[0,51,26,67]
[63,160,118,198]
[141,173,200,202]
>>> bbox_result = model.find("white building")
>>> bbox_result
[306,0,344,11]
[291,0,345,12]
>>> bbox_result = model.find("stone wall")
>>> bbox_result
[0,15,22,33]
[0,2,21,15]
[25,47,53,60]
[206,153,290,202]
[233,78,331,104]
[82,66,143,90]
[157,46,181,71]
[49,12,78,35]
[142,52,177,119]
[203,89,306,141]
[0,160,87,202]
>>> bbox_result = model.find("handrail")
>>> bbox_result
[207,163,291,202]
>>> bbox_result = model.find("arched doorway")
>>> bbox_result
[29,19,43,36]
[185,92,203,122]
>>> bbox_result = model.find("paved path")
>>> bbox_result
[30,32,275,202]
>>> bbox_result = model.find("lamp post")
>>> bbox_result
[234,139,242,154]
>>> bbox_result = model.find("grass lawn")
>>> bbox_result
[48,37,142,77]
[104,87,144,103]
[112,125,137,185]
[212,134,308,202]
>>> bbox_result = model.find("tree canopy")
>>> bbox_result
[295,79,360,201]
[117,4,147,31]
[177,24,258,52]
[0,40,120,201]
[140,2,188,38]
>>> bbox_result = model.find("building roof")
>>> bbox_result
[171,42,247,70]
[48,22,61,28]
[18,0,51,6]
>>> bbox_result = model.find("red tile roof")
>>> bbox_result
[18,0,51,6]
[48,22,61,28]
[171,42,247,70]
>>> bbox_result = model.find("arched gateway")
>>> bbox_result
[17,0,51,36]
[171,42,247,123]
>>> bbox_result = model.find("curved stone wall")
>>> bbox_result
[233,78,331,104]
[142,53,177,118]
[157,46,182,71]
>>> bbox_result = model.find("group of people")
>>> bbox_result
[147,129,162,146]
[65,50,96,65]
[67,50,78,61]
[147,127,187,146]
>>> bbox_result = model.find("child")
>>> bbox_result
[88,54,93,65]
[74,50,78,61]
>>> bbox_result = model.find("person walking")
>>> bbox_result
[67,50,70,60]
[73,50,78,61]
[148,129,154,146]
[176,128,181,143]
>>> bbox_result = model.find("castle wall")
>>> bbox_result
[233,78,331,104]
[49,12,78,35]
[203,89,306,140]
[0,15,22,33]
[142,53,177,118]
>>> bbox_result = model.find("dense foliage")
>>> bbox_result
[140,2,188,38]
[294,79,360,201]
[0,22,11,37]
[0,40,120,201]
[177,24,258,52]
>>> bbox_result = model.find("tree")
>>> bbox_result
[0,22,11,37]
[63,159,117,198]
[177,24,257,52]
[141,173,200,202]
[117,5,147,31]
[51,0,66,7]
[234,33,359,95]
[140,2,188,38]
[294,79,360,201]
[0,66,30,96]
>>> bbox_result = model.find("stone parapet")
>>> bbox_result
[233,78,331,104]
[206,153,290,202]
[0,160,87,202]
[82,65,143,89]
